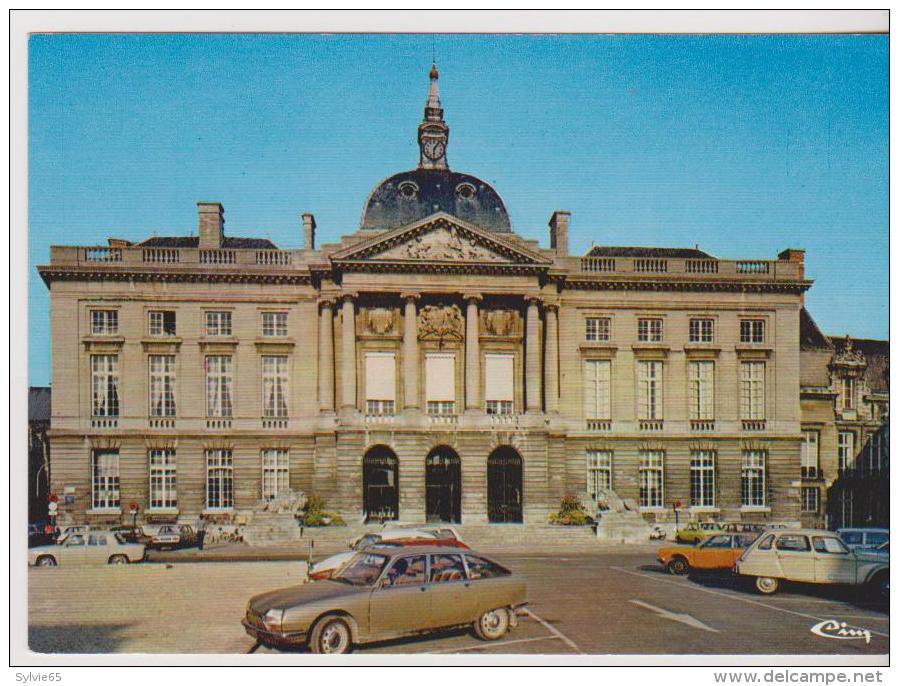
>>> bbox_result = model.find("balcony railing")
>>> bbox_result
[690,420,715,432]
[639,419,664,431]
[261,418,288,429]
[84,247,122,262]
[148,417,176,429]
[91,417,118,429]
[51,245,306,269]
[742,419,767,432]
[634,259,667,273]
[428,414,459,426]
[206,418,232,429]
[364,414,396,425]
[200,249,237,265]
[143,248,180,264]
[586,419,611,431]
[571,256,799,281]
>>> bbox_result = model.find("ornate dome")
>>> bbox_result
[360,169,512,233]
[360,65,512,234]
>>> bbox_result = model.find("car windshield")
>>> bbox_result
[867,532,888,546]
[333,552,389,586]
[353,534,382,551]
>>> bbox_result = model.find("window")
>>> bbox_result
[385,555,427,587]
[484,354,514,414]
[688,361,715,420]
[425,353,455,416]
[639,450,664,508]
[465,555,511,579]
[689,318,714,343]
[91,309,118,335]
[205,311,232,337]
[741,450,766,507]
[740,319,765,343]
[148,355,176,417]
[149,449,177,509]
[841,376,855,410]
[585,317,611,342]
[261,449,289,500]
[91,450,120,509]
[148,310,176,336]
[586,450,613,498]
[584,359,611,420]
[703,535,731,549]
[637,360,663,420]
[740,361,765,420]
[91,354,119,417]
[206,449,233,509]
[364,352,396,416]
[812,536,847,554]
[775,535,810,552]
[262,355,288,418]
[205,356,233,417]
[637,318,663,342]
[690,451,716,508]
[801,487,819,514]
[838,431,855,471]
[801,430,819,478]
[757,534,775,550]
[429,554,466,583]
[261,311,288,337]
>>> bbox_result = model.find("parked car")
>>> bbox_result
[150,524,196,550]
[658,532,759,575]
[735,529,889,598]
[310,529,470,581]
[110,524,152,545]
[29,531,145,567]
[244,545,528,653]
[675,522,724,544]
[722,523,767,534]
[836,528,889,551]
[56,524,91,544]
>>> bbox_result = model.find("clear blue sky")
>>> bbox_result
[28,33,888,385]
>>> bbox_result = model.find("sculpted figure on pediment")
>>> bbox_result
[381,226,504,262]
[418,304,464,342]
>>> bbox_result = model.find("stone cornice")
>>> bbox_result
[37,265,312,286]
[563,277,813,294]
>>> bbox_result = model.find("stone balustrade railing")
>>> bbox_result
[573,256,799,280]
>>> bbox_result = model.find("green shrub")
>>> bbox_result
[548,495,592,526]
[302,494,345,527]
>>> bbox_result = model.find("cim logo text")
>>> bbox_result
[810,620,872,644]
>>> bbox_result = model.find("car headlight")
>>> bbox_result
[263,608,284,631]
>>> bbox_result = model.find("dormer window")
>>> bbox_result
[398,181,419,200]
[456,183,477,199]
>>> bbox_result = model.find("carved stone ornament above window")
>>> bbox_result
[365,307,396,335]
[484,309,517,337]
[418,304,464,342]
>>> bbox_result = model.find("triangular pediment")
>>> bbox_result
[330,212,551,267]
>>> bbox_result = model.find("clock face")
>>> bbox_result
[423,138,446,160]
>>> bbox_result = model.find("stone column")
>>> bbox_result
[525,296,543,413]
[464,294,482,411]
[340,294,357,410]
[401,293,420,410]
[318,298,335,412]
[544,304,559,413]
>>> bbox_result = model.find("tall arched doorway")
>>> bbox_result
[362,446,399,522]
[425,446,461,523]
[487,447,523,523]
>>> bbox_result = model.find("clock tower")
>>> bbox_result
[418,64,449,170]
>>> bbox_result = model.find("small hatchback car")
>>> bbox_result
[735,529,889,598]
[244,544,528,653]
[658,532,758,575]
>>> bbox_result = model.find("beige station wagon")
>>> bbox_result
[243,544,528,653]
[28,531,146,567]
[735,529,889,598]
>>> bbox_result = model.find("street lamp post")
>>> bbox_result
[129,502,140,542]
[673,499,682,530]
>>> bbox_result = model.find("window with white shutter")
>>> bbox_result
[365,352,396,415]
[426,353,456,415]
[485,354,514,414]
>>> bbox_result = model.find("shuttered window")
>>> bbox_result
[365,352,396,415]
[426,353,456,415]
[583,359,611,420]
[485,354,514,414]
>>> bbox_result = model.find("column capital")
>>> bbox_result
[400,292,421,302]
[318,296,337,308]
[340,292,358,303]
[524,294,542,306]
[462,292,483,303]
[544,302,559,312]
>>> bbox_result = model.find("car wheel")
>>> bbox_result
[474,607,511,641]
[668,556,690,576]
[310,615,352,654]
[755,576,779,594]
[108,555,128,565]
[36,555,57,567]
[870,571,888,600]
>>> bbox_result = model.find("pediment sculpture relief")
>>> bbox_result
[365,307,396,335]
[376,226,506,262]
[418,304,464,342]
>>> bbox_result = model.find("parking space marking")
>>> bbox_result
[523,608,583,653]
[429,635,563,654]
[629,599,719,633]
[611,566,889,639]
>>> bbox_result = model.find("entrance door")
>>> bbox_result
[363,446,399,522]
[487,447,523,523]
[426,447,461,523]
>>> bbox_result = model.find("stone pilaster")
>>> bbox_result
[402,293,420,410]
[525,296,542,413]
[318,298,335,412]
[464,293,482,411]
[340,294,357,410]
[544,303,559,413]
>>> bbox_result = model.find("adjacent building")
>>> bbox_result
[39,66,815,528]
[28,386,51,522]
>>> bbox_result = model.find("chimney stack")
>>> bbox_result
[303,213,317,250]
[549,210,570,256]
[198,202,224,249]
[778,248,805,279]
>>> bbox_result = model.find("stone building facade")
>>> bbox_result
[799,311,889,529]
[39,67,812,528]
